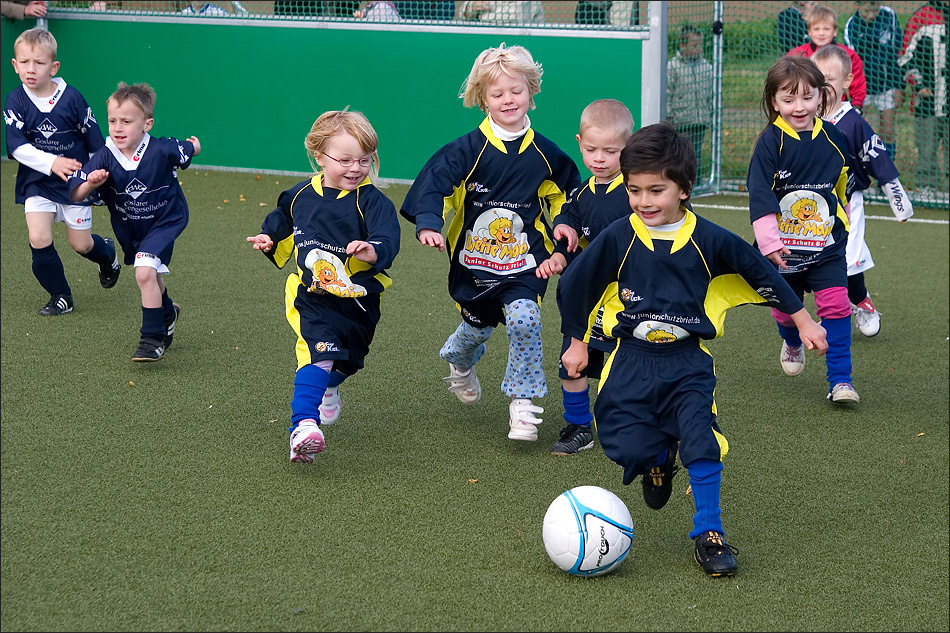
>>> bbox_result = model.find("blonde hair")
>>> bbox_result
[109,82,156,118]
[812,43,852,76]
[460,43,542,113]
[806,5,838,29]
[14,27,57,60]
[579,99,635,139]
[305,108,383,185]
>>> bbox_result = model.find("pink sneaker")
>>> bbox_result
[289,419,325,463]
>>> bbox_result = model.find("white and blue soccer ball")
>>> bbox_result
[542,485,634,577]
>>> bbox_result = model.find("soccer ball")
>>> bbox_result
[542,485,634,577]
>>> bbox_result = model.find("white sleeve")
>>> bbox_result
[882,179,914,222]
[10,143,57,176]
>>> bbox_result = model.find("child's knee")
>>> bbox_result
[505,298,542,338]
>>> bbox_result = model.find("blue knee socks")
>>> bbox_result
[290,364,330,430]
[31,244,70,296]
[562,386,593,427]
[687,459,724,539]
[822,316,853,387]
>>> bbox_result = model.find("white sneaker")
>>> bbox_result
[780,341,805,376]
[829,382,860,404]
[319,386,341,425]
[443,363,481,404]
[289,419,325,463]
[852,295,881,337]
[508,398,543,441]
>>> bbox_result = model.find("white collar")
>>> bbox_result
[488,113,530,141]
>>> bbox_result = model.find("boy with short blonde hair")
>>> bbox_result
[789,4,868,110]
[68,82,201,361]
[537,98,634,456]
[4,27,120,316]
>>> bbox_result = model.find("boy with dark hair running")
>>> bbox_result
[557,122,827,577]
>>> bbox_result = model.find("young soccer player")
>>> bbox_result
[747,55,859,404]
[813,44,913,338]
[789,4,868,111]
[68,82,199,362]
[247,109,400,464]
[400,43,581,443]
[535,98,634,456]
[557,121,828,577]
[5,27,120,316]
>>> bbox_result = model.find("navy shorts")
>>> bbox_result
[779,251,847,296]
[288,276,381,376]
[594,337,725,483]
[456,280,542,329]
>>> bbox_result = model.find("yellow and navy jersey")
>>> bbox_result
[400,117,581,303]
[557,209,805,345]
[260,175,400,298]
[747,116,851,273]
[556,173,632,261]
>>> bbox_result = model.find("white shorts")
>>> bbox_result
[133,251,170,274]
[846,190,874,275]
[865,89,899,112]
[24,196,92,230]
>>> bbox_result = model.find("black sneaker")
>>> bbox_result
[693,531,738,577]
[163,303,181,349]
[38,294,74,316]
[551,423,594,455]
[98,238,121,288]
[132,336,165,362]
[642,444,679,509]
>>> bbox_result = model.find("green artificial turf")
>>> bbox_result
[2,161,948,632]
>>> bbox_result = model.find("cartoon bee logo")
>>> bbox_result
[645,329,677,343]
[309,259,347,293]
[791,197,819,223]
[487,215,516,245]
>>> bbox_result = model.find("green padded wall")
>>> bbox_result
[3,18,643,181]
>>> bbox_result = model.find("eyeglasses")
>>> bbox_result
[324,154,374,168]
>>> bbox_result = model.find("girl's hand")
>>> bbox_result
[246,233,273,253]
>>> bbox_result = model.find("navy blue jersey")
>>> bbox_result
[67,134,195,264]
[826,102,899,197]
[4,78,104,204]
[557,173,631,258]
[400,117,581,304]
[747,116,851,273]
[261,175,400,298]
[844,5,904,94]
[557,209,805,345]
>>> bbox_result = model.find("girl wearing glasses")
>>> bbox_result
[247,109,401,464]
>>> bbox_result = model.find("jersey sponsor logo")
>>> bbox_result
[461,208,536,275]
[619,288,643,303]
[777,190,833,251]
[632,320,691,343]
[125,178,148,199]
[859,134,887,162]
[37,118,57,139]
[466,181,490,193]
[778,169,792,179]
[303,248,368,298]
[47,85,63,106]
[132,138,147,162]
[314,341,339,353]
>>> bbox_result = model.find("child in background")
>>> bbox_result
[557,122,827,577]
[247,109,400,464]
[5,27,120,316]
[844,1,905,157]
[68,82,199,362]
[778,1,817,52]
[813,44,912,338]
[400,43,581,442]
[666,24,714,170]
[535,98,634,456]
[747,55,858,404]
[789,4,867,111]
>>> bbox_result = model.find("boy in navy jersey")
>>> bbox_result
[558,122,827,577]
[4,27,119,316]
[813,44,913,338]
[536,99,634,456]
[68,82,200,362]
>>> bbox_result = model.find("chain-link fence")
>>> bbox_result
[43,1,948,208]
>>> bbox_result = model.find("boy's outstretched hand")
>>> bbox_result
[246,233,273,253]
[789,308,828,355]
[418,228,445,252]
[347,240,377,264]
